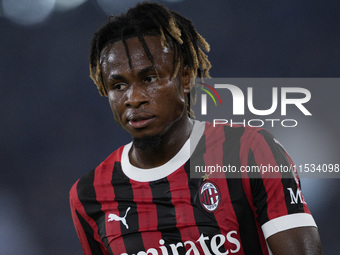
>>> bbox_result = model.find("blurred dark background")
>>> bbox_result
[0,0,339,254]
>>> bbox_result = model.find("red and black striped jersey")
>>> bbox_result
[70,121,316,255]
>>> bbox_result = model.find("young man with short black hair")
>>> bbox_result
[70,2,322,254]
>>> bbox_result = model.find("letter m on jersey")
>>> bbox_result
[287,188,307,204]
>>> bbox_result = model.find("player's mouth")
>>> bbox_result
[127,113,156,129]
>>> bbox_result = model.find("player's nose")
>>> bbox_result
[124,82,148,108]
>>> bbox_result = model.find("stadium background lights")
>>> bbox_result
[0,0,185,26]
[96,0,185,16]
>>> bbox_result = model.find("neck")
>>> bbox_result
[129,117,193,169]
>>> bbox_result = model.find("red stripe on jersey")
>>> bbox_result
[70,181,109,255]
[167,166,202,249]
[130,179,163,250]
[93,146,127,255]
[203,123,225,179]
[239,128,255,177]
[203,123,245,254]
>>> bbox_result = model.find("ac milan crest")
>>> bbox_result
[199,181,221,212]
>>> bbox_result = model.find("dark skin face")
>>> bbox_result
[100,36,192,168]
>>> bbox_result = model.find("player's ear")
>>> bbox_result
[181,66,191,95]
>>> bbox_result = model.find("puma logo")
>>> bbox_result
[107,207,131,229]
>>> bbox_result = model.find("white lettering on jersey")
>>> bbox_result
[120,231,241,255]
[227,231,241,253]
[287,188,306,204]
[108,207,131,229]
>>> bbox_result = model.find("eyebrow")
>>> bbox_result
[108,74,125,82]
[108,66,156,81]
[138,66,156,77]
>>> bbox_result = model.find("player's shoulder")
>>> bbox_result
[95,145,125,172]
[69,168,95,199]
[204,121,273,139]
[241,125,282,151]
[243,125,275,141]
[70,145,125,195]
[204,122,284,154]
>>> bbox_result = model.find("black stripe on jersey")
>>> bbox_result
[76,210,104,254]
[257,130,305,214]
[149,177,182,249]
[247,149,269,226]
[185,135,225,254]
[111,162,145,254]
[223,126,264,254]
[77,169,113,254]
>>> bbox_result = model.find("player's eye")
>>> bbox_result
[144,75,157,83]
[112,83,128,91]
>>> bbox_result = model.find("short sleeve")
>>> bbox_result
[244,129,317,239]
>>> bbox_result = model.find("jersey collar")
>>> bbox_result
[121,120,205,182]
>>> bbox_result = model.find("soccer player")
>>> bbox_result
[70,2,323,254]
